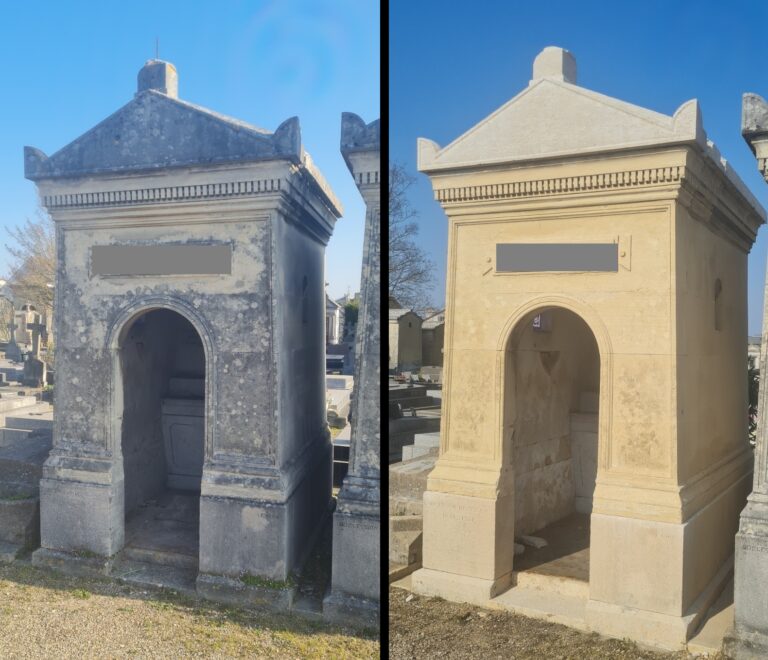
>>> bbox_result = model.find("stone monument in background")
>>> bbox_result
[324,113,380,622]
[726,91,768,659]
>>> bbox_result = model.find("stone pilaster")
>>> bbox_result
[324,113,380,624]
[725,92,768,659]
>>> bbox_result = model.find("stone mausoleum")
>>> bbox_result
[412,47,765,648]
[25,60,342,604]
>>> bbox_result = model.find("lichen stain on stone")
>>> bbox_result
[242,506,268,533]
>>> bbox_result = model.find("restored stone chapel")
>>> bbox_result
[412,46,765,648]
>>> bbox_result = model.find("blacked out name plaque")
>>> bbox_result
[92,244,232,276]
[496,243,618,272]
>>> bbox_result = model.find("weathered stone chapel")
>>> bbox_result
[413,47,765,648]
[24,59,343,605]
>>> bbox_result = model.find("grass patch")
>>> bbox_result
[71,589,91,600]
[0,493,35,502]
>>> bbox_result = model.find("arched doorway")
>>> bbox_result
[118,308,206,567]
[504,306,600,584]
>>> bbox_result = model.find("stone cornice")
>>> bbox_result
[433,166,684,204]
[759,158,768,180]
[41,177,283,211]
[340,113,380,153]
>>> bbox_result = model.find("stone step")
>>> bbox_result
[512,570,590,599]
[111,558,198,596]
[291,593,324,621]
[489,582,588,632]
[121,544,198,570]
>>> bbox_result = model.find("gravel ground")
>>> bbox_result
[0,562,378,659]
[389,587,725,659]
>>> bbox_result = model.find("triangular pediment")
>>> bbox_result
[25,90,302,179]
[418,78,705,171]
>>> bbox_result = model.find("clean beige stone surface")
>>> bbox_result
[412,46,764,649]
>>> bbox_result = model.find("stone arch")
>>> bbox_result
[495,296,611,578]
[105,295,216,464]
[495,296,612,471]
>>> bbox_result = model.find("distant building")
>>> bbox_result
[326,295,345,345]
[336,291,360,307]
[389,308,422,371]
[422,310,445,367]
[749,335,762,367]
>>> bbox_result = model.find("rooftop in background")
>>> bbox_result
[389,308,422,322]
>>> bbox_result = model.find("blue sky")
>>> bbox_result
[391,1,768,334]
[0,0,379,300]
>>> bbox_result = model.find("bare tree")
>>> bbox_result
[5,209,55,311]
[389,162,435,310]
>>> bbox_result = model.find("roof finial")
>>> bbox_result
[155,37,159,60]
[531,46,577,85]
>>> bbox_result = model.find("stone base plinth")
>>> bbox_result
[196,573,295,610]
[727,511,768,659]
[328,508,380,600]
[38,474,124,558]
[724,626,768,660]
[323,590,379,626]
[31,547,113,577]
[199,441,332,581]
[421,490,515,590]
[411,567,514,604]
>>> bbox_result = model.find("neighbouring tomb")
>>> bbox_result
[22,313,47,388]
[24,59,343,606]
[326,295,345,345]
[324,113,380,622]
[388,308,422,372]
[421,310,445,367]
[725,91,768,659]
[4,320,22,363]
[412,46,765,649]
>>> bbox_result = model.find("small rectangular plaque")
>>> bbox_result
[496,243,618,272]
[92,244,232,276]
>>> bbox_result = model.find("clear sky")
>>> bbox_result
[391,0,768,335]
[0,0,379,301]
